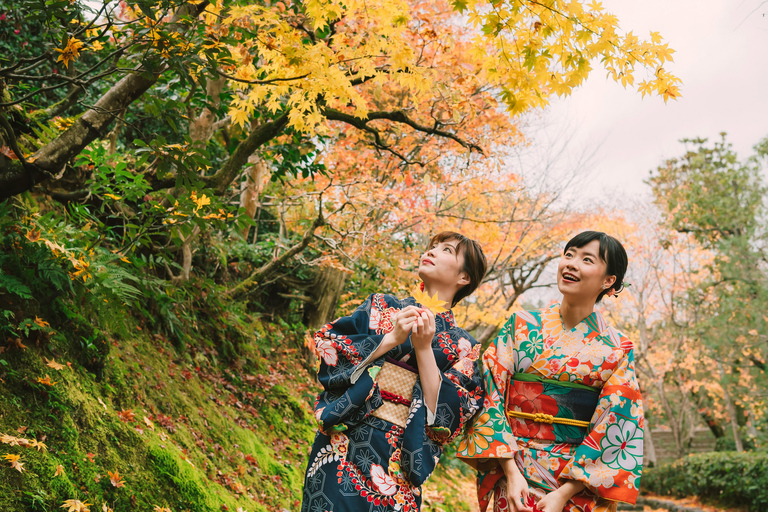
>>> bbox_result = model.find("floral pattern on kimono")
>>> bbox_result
[458,304,644,512]
[302,293,485,512]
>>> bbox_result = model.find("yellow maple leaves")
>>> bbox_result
[46,357,65,371]
[37,374,58,386]
[3,453,24,472]
[456,0,681,113]
[411,285,448,314]
[55,37,84,69]
[61,500,91,512]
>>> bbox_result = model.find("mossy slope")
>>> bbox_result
[0,309,316,512]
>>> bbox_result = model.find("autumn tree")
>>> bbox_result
[647,135,768,451]
[0,0,681,328]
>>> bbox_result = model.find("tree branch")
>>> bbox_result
[0,1,210,201]
[206,112,290,194]
[226,206,325,300]
[323,108,484,155]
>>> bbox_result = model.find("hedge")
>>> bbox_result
[641,451,768,511]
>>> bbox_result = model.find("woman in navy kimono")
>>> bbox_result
[301,231,487,512]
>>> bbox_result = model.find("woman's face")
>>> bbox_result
[418,238,469,290]
[557,240,616,302]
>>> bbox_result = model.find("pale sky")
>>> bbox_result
[534,0,768,202]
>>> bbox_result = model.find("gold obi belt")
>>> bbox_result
[371,357,418,428]
[505,373,599,444]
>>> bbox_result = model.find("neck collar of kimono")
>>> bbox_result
[551,302,607,335]
[437,308,456,328]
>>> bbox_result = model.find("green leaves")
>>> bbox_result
[643,452,768,511]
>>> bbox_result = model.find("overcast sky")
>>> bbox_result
[532,0,768,203]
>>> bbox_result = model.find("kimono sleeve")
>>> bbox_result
[559,348,644,504]
[312,293,397,433]
[423,330,485,445]
[457,314,521,467]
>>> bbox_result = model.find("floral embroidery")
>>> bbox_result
[506,381,558,440]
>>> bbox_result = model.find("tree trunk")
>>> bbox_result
[717,361,744,452]
[303,266,348,329]
[475,322,500,345]
[644,421,658,468]
[240,156,267,239]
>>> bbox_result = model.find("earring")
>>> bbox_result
[601,285,607,289]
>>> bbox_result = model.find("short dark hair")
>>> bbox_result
[564,231,628,303]
[427,231,487,307]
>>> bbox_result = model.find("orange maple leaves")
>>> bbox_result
[108,470,126,488]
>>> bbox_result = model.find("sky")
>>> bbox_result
[532,0,768,202]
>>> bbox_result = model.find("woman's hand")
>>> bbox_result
[501,459,534,512]
[410,308,436,352]
[391,306,422,344]
[535,480,585,512]
[533,489,568,512]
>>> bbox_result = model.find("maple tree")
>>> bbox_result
[0,0,677,199]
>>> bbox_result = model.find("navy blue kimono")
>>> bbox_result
[302,293,485,512]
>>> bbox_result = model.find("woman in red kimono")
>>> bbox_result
[459,231,643,512]
[302,231,487,512]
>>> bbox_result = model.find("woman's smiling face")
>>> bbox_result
[557,239,615,301]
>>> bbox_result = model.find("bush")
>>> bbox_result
[642,451,768,511]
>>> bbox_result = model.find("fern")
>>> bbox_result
[0,272,33,299]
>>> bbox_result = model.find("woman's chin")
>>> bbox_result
[557,282,580,296]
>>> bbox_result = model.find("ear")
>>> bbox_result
[457,272,470,287]
[603,275,617,289]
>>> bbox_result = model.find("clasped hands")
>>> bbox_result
[381,305,436,352]
[504,460,579,512]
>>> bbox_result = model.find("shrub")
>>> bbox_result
[642,451,768,511]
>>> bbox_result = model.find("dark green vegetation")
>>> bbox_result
[0,199,318,511]
[642,452,768,512]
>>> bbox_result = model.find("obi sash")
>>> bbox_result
[372,357,417,428]
[505,373,599,444]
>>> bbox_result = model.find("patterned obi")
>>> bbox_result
[505,373,599,444]
[372,357,418,428]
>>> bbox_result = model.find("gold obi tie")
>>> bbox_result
[371,359,418,428]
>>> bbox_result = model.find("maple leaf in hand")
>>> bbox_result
[108,470,126,488]
[61,499,91,512]
[411,286,447,314]
[3,453,24,472]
